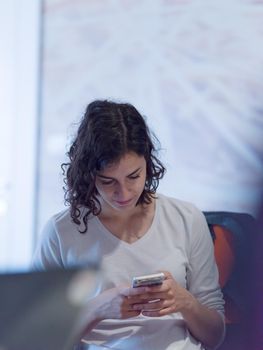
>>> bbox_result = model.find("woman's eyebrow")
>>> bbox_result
[97,174,114,180]
[97,167,141,180]
[127,167,141,176]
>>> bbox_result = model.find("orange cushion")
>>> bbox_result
[212,225,241,323]
[213,225,235,287]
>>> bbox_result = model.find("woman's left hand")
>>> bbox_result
[131,271,195,317]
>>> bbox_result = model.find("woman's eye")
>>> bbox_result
[101,180,114,185]
[128,175,140,180]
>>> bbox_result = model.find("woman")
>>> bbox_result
[33,100,225,349]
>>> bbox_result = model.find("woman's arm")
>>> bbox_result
[132,272,225,349]
[178,285,225,349]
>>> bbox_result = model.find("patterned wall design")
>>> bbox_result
[38,0,263,233]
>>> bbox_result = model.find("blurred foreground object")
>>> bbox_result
[0,267,100,350]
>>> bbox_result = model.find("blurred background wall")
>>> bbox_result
[0,0,41,270]
[0,0,262,270]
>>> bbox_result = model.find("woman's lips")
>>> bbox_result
[115,198,133,206]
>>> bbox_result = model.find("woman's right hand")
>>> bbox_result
[93,285,144,320]
[77,285,147,337]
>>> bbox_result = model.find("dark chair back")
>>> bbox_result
[203,211,256,349]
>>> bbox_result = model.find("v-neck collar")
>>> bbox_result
[94,197,159,247]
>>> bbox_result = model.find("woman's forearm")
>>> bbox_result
[74,286,142,340]
[74,300,102,339]
[181,295,225,349]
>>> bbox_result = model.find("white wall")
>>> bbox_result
[37,0,263,238]
[0,0,41,271]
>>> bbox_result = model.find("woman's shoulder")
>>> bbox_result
[156,193,210,244]
[156,193,201,215]
[51,208,71,225]
[44,208,70,230]
[42,207,97,238]
[40,207,80,242]
[31,209,71,270]
[156,193,207,228]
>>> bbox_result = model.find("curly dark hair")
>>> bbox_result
[62,100,166,233]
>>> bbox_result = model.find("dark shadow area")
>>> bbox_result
[203,210,260,350]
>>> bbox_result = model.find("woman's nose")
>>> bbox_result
[115,183,131,198]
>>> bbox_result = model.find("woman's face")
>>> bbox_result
[95,152,147,213]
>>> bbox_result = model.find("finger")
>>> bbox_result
[143,284,170,294]
[124,295,162,309]
[142,305,174,317]
[132,299,166,312]
[126,295,150,305]
[158,270,173,280]
[122,299,142,314]
[133,292,167,301]
[123,286,148,297]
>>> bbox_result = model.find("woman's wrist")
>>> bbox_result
[180,290,197,319]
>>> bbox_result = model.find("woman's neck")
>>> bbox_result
[98,199,156,243]
[99,203,142,222]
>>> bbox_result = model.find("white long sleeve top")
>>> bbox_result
[32,194,224,350]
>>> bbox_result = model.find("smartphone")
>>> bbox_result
[132,272,165,288]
